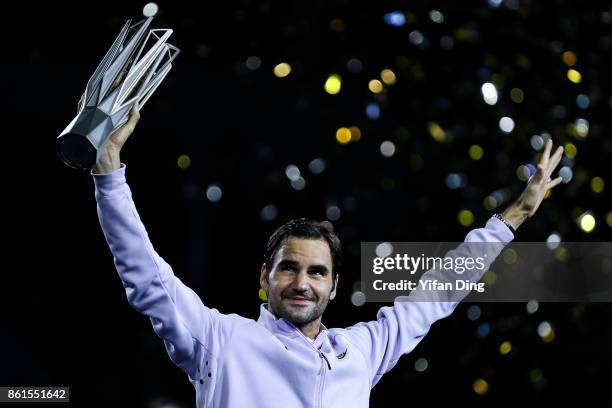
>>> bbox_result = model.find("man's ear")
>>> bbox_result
[260,263,269,291]
[329,273,339,300]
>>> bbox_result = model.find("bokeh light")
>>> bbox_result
[473,378,489,395]
[324,73,342,94]
[273,62,292,78]
[458,209,474,226]
[567,69,581,83]
[368,79,384,93]
[336,127,351,144]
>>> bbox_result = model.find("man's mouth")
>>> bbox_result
[284,296,313,306]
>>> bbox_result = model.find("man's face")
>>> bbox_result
[260,237,338,326]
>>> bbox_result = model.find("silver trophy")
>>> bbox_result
[56,17,179,170]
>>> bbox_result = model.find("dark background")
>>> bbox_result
[1,0,611,406]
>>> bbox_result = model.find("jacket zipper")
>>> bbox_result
[317,352,328,408]
[285,322,332,407]
[320,352,331,370]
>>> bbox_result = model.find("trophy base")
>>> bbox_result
[56,133,97,170]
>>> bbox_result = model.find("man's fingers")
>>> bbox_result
[547,176,563,190]
[108,101,141,146]
[126,102,141,129]
[77,93,85,113]
[550,146,564,167]
[545,146,564,179]
[540,138,553,165]
[130,101,141,122]
[532,164,546,183]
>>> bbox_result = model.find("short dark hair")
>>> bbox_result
[264,218,342,282]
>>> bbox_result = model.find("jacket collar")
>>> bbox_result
[257,303,329,349]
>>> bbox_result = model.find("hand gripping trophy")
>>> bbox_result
[56,17,179,170]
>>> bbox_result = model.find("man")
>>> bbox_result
[92,104,563,407]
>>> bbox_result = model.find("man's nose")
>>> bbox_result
[292,270,310,291]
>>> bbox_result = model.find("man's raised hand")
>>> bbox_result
[91,102,140,174]
[502,139,564,230]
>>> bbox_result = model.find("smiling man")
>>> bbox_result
[90,106,563,407]
[261,221,340,340]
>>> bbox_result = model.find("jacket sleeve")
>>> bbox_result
[342,217,514,388]
[92,164,234,378]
